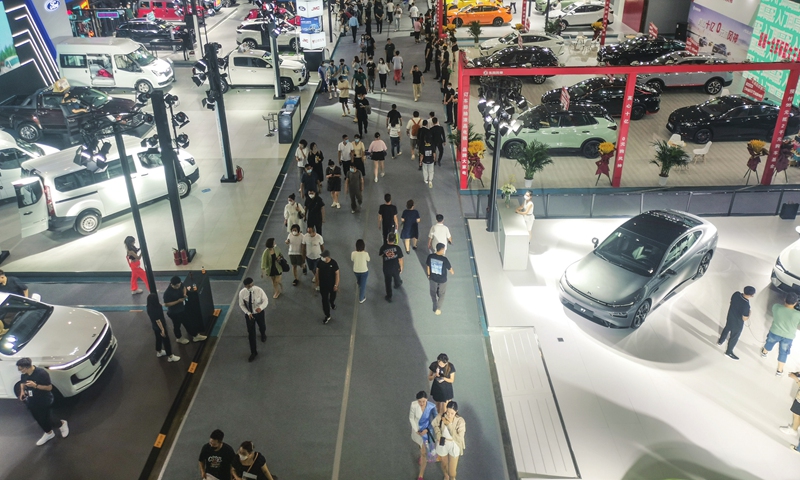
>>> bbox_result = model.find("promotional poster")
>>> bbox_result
[0,1,20,75]
[744,0,800,101]
[686,2,754,62]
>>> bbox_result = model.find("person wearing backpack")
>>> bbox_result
[406,111,423,160]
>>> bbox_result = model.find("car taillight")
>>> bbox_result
[608,124,617,130]
[44,185,55,216]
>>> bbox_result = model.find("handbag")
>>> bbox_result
[423,434,437,463]
[279,255,290,273]
[365,104,372,115]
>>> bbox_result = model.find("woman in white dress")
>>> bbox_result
[283,193,305,233]
[515,191,534,241]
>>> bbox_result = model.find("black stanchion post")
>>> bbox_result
[113,125,157,292]
[486,126,501,232]
[328,1,334,43]
[151,90,196,263]
[204,43,237,183]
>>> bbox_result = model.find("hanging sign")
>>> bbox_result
[648,22,658,38]
[742,78,765,101]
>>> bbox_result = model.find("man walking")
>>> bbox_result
[384,38,396,65]
[443,82,456,125]
[427,243,454,315]
[302,226,325,291]
[428,214,453,253]
[316,250,340,324]
[338,134,353,173]
[198,429,236,480]
[163,276,207,344]
[16,357,68,446]
[378,193,399,242]
[410,64,424,101]
[349,12,360,42]
[409,1,419,27]
[717,286,755,360]
[762,292,800,376]
[239,278,268,362]
[304,188,326,235]
[424,38,433,72]
[406,111,423,159]
[392,50,404,85]
[421,141,436,188]
[386,103,402,128]
[379,233,404,302]
[337,75,351,116]
[355,92,370,137]
[326,61,339,99]
[345,163,364,213]
[430,117,446,166]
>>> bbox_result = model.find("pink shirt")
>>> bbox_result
[368,139,388,153]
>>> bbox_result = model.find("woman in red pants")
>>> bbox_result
[125,236,148,294]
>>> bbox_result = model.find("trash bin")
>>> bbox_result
[780,202,799,220]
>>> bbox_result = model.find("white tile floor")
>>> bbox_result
[471,214,800,479]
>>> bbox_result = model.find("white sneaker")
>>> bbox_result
[374,177,378,182]
[168,355,181,362]
[156,350,167,357]
[176,337,190,345]
[36,431,55,446]
[193,334,208,342]
[429,181,433,188]
[780,426,798,435]
[380,172,385,177]
[59,420,69,438]
[132,289,143,294]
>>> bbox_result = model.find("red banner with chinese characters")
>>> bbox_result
[611,74,637,187]
[762,69,799,185]
[458,51,470,189]
[600,0,611,47]
[686,37,699,55]
[560,86,570,111]
[742,77,765,101]
[648,22,658,38]
[521,0,527,32]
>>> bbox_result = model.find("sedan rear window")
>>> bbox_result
[0,296,52,355]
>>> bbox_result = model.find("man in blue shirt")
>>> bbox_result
[349,13,359,42]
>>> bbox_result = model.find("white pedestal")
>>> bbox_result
[496,204,529,271]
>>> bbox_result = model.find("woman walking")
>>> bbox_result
[400,199,421,252]
[366,56,376,93]
[231,441,276,480]
[146,293,180,362]
[393,3,402,31]
[428,352,456,414]
[367,132,388,182]
[433,401,466,480]
[260,238,284,299]
[377,58,390,92]
[388,119,402,158]
[125,236,148,294]
[283,193,305,233]
[326,159,342,209]
[351,239,370,303]
[285,224,306,285]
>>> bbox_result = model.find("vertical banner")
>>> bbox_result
[458,51,470,189]
[611,73,637,188]
[600,0,611,46]
[648,21,658,38]
[761,68,799,185]
[521,0,527,32]
[560,86,569,110]
[438,0,445,38]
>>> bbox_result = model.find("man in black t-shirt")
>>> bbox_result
[164,276,207,344]
[429,117,446,166]
[421,142,436,187]
[718,286,755,360]
[386,103,402,128]
[16,357,68,446]
[426,243,455,315]
[379,233,404,301]
[0,269,28,297]
[198,429,236,480]
[316,251,340,324]
[378,193,399,242]
[304,190,326,235]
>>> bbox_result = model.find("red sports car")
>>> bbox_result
[245,8,300,25]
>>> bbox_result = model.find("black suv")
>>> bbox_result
[597,36,686,65]
[115,20,186,49]
[468,46,559,84]
[542,77,660,120]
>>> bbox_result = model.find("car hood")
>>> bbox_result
[470,56,493,67]
[280,59,306,71]
[19,305,108,362]
[565,253,648,304]
[779,240,800,275]
[669,105,713,124]
[480,37,503,49]
[598,43,629,57]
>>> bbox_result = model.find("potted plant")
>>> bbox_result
[515,140,553,187]
[650,140,690,186]
[468,21,482,46]
[544,20,562,35]
[449,123,483,153]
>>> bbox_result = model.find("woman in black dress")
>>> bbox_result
[231,441,276,480]
[146,293,180,362]
[428,352,456,415]
[308,142,325,191]
[400,198,420,253]
[326,159,342,209]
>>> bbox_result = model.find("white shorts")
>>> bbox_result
[524,215,534,232]
[435,439,462,457]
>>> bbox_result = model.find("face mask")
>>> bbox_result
[292,230,299,235]
[306,169,312,174]
[355,139,360,143]
[239,454,248,461]
[344,140,349,144]
[350,168,356,172]
[309,193,315,198]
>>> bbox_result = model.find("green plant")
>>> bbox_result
[544,20,561,35]
[468,21,482,43]
[0,45,16,63]
[650,140,690,177]
[515,140,553,180]
[449,123,484,152]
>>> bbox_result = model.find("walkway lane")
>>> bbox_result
[161,24,509,480]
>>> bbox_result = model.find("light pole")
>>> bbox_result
[479,99,522,232]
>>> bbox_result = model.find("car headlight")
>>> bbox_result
[293,69,302,73]
[609,311,628,317]
[185,157,196,166]
[776,256,785,272]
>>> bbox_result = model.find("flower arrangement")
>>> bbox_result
[514,23,523,30]
[468,140,486,158]
[501,182,517,208]
[747,139,767,155]
[445,24,456,32]
[591,21,604,31]
[598,142,615,155]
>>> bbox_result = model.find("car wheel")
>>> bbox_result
[135,80,153,94]
[531,75,547,84]
[645,79,664,93]
[16,122,41,142]
[454,18,463,27]
[220,78,230,94]
[581,139,601,158]
[177,179,191,198]
[502,139,526,159]
[492,17,503,26]
[76,210,102,236]
[704,78,723,95]
[243,38,258,49]
[280,77,295,92]
[631,301,650,329]
[289,37,297,50]
[630,105,645,120]
[694,251,713,279]
[694,128,712,144]
[559,20,568,30]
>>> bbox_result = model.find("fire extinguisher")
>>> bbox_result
[180,249,189,265]
[173,248,181,266]
[235,165,244,182]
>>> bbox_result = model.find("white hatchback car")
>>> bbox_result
[236,19,300,51]
[0,293,117,398]
[480,31,564,56]
[555,1,613,28]
[772,226,800,293]
[0,130,59,201]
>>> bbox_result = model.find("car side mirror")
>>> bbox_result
[661,268,676,276]
[591,237,598,248]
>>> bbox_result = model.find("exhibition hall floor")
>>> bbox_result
[471,214,800,479]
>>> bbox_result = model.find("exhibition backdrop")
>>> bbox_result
[745,0,800,101]
[687,2,753,62]
[0,1,20,76]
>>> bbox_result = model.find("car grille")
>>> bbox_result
[90,327,112,365]
[565,277,614,307]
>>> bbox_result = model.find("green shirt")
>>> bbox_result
[770,303,800,339]
[353,71,367,87]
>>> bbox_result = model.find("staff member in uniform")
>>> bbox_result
[0,269,28,297]
[239,278,269,362]
[16,357,69,446]
[717,286,755,360]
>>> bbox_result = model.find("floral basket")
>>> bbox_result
[501,182,517,207]
[747,139,768,157]
[468,140,486,158]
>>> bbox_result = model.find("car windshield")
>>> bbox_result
[594,227,666,277]
[0,296,52,355]
[130,45,157,67]
[699,97,741,115]
[519,106,551,129]
[72,88,110,108]
[562,3,580,13]
[568,79,598,97]
[16,139,44,157]
[499,32,516,43]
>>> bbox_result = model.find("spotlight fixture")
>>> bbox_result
[192,60,208,87]
[176,133,190,149]
[488,104,501,116]
[172,112,190,128]
[477,98,487,115]
[136,92,151,104]
[202,91,216,111]
[164,94,180,107]
[140,135,159,148]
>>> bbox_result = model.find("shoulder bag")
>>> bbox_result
[278,254,290,273]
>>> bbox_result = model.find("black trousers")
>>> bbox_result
[154,328,173,356]
[354,157,366,176]
[719,318,744,354]
[376,19,383,33]
[168,311,198,339]
[28,401,55,433]
[379,74,387,88]
[433,143,444,164]
[381,223,396,243]
[434,61,441,79]
[445,103,454,124]
[308,216,323,235]
[246,312,266,355]
[321,286,337,317]
[357,114,369,136]
[424,58,431,72]
[383,269,402,297]
[352,26,358,42]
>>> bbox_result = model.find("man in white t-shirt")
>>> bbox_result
[428,214,453,253]
[409,2,419,26]
[302,227,325,291]
[338,134,354,174]
[295,139,308,192]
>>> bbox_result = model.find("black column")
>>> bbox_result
[204,43,237,182]
[269,21,285,100]
[486,126,501,232]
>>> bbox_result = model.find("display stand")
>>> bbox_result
[278,96,302,144]
[495,204,529,271]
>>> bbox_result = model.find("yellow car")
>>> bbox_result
[448,4,512,26]
[446,0,505,11]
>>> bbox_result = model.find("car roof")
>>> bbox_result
[620,210,702,245]
[21,135,146,176]
[534,102,609,117]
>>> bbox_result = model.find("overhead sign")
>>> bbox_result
[96,11,120,18]
[296,0,323,17]
[299,32,326,49]
[560,86,570,111]
[44,0,60,12]
[686,36,699,54]
[742,77,766,101]
[648,22,658,37]
[300,16,321,34]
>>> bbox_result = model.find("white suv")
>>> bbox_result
[236,19,300,51]
[637,52,732,95]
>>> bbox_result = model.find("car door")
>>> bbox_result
[88,54,116,88]
[231,56,255,85]
[533,111,562,147]
[134,150,166,201]
[250,57,274,86]
[0,356,17,398]
[753,105,778,139]
[564,112,597,148]
[39,93,72,133]
[714,106,750,140]
[652,232,702,302]
[13,177,48,237]
[59,54,92,87]
[92,156,134,215]
[0,148,29,200]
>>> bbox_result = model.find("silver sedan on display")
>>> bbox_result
[559,210,718,329]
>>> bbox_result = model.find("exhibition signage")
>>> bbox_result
[560,86,569,111]
[762,68,799,186]
[745,0,800,100]
[521,0,527,32]
[297,0,323,50]
[611,74,637,188]
[458,51,470,189]
[648,22,658,38]
[742,78,766,101]
[600,0,611,47]
[686,2,754,62]
[686,37,699,55]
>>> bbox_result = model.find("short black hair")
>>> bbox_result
[744,286,756,296]
[787,292,798,305]
[244,277,254,286]
[16,357,32,368]
[210,429,224,442]
[436,214,444,222]
[388,233,397,243]
[416,391,427,400]
[384,193,391,202]
[170,276,182,285]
